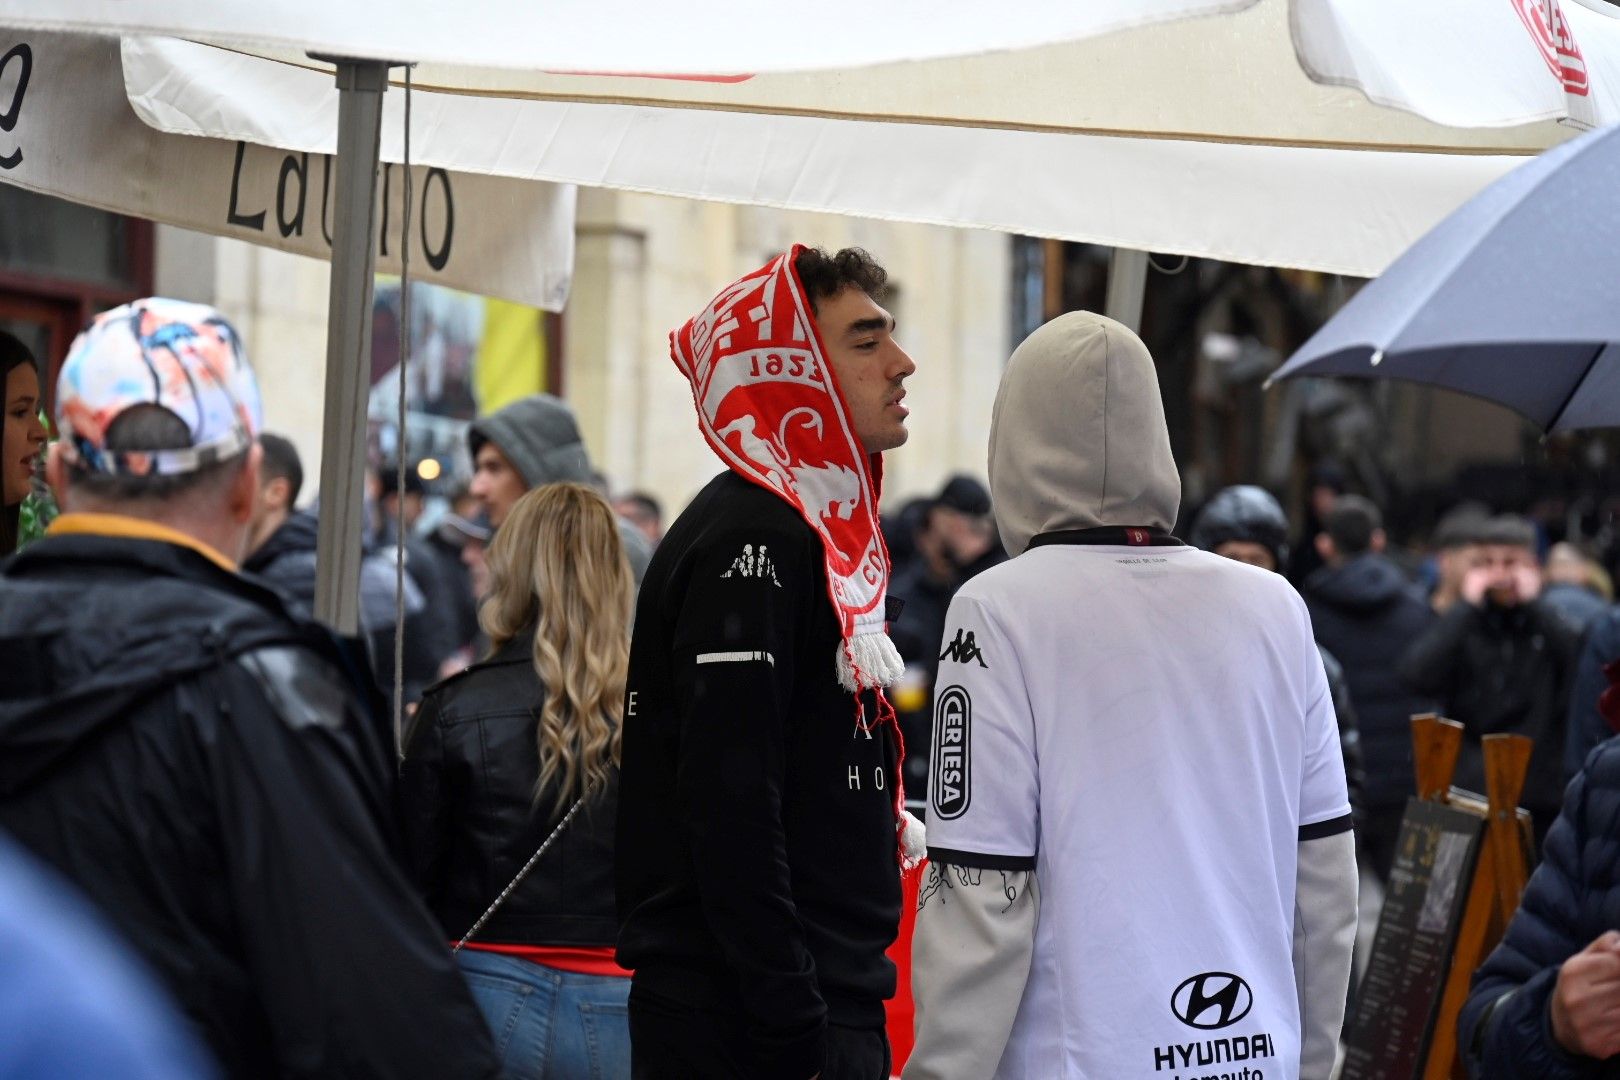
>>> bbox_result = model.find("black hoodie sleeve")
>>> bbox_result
[207,648,499,1079]
[668,522,826,1079]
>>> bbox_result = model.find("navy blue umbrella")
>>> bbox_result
[1269,123,1620,433]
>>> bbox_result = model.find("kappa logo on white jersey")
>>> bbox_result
[940,628,988,668]
[720,543,782,587]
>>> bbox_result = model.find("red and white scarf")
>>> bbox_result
[672,246,905,694]
[673,247,924,867]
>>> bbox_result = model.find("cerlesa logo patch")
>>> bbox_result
[931,686,971,820]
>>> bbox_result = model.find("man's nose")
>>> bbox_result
[892,343,917,379]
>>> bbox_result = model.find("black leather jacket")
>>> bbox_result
[0,532,497,1079]
[400,628,619,947]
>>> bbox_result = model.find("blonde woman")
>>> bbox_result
[401,482,633,1079]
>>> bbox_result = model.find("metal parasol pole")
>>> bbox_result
[312,57,391,634]
[1104,247,1150,334]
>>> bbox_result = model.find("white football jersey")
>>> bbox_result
[925,539,1351,1080]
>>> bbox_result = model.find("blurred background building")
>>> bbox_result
[6,182,1617,568]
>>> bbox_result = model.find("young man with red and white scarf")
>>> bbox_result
[616,246,919,1080]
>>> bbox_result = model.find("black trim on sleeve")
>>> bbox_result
[927,847,1036,871]
[1298,813,1355,842]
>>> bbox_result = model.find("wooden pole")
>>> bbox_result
[1412,713,1464,802]
[1482,735,1535,929]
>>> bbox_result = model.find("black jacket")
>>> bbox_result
[423,530,482,657]
[1319,646,1369,829]
[616,472,901,1080]
[245,510,446,702]
[400,628,619,947]
[0,533,497,1079]
[1306,553,1438,809]
[1565,604,1620,779]
[1401,598,1581,825]
[1461,739,1620,1078]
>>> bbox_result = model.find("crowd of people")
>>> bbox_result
[1,250,1620,1079]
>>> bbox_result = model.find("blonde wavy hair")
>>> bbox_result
[479,482,633,814]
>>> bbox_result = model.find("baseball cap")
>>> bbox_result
[438,510,492,546]
[58,298,262,477]
[935,475,992,517]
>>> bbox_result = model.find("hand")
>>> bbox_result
[1551,932,1620,1059]
[1512,563,1542,604]
[1461,566,1493,608]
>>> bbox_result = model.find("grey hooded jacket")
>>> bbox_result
[987,311,1180,557]
[906,313,1357,1080]
[468,394,651,582]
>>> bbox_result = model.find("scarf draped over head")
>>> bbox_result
[673,246,924,868]
[672,245,905,694]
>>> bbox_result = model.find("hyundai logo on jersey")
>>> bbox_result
[1171,972,1254,1030]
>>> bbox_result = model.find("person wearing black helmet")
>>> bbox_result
[1190,485,1368,833]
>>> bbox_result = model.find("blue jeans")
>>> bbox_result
[457,950,632,1079]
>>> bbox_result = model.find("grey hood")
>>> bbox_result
[467,393,592,488]
[988,312,1180,557]
[466,393,652,584]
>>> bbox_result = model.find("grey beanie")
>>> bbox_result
[467,394,592,488]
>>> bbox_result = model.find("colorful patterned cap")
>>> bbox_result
[58,298,263,477]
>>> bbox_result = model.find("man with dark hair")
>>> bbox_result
[245,431,303,558]
[467,393,652,582]
[618,246,916,1080]
[1401,514,1580,839]
[242,437,430,703]
[257,431,304,507]
[242,439,321,596]
[1316,494,1381,562]
[0,299,497,1078]
[1306,494,1436,883]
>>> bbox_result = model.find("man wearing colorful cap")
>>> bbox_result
[0,298,499,1078]
[617,247,918,1080]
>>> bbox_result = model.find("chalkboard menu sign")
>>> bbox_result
[1341,797,1486,1080]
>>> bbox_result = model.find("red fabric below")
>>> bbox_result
[457,942,631,978]
[884,860,925,1075]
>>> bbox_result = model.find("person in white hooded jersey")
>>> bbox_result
[904,312,1358,1080]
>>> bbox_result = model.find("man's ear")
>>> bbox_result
[1315,532,1335,563]
[230,444,264,524]
[44,443,72,511]
[1371,528,1387,554]
[266,475,292,513]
